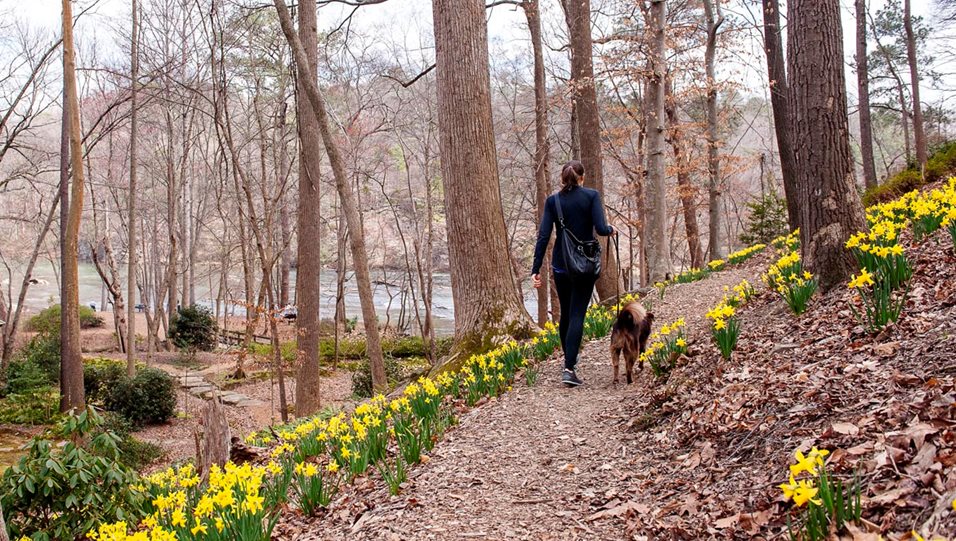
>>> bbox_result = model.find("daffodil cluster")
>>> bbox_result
[530,320,560,361]
[844,181,956,332]
[94,462,281,541]
[779,447,828,507]
[652,241,769,299]
[706,299,740,360]
[763,240,818,315]
[771,229,800,252]
[779,446,861,541]
[583,302,616,340]
[639,318,688,377]
[846,218,911,292]
[726,243,767,265]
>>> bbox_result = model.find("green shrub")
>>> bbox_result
[84,360,128,404]
[104,368,177,427]
[97,413,165,470]
[169,304,218,353]
[862,168,923,207]
[26,304,103,334]
[3,356,51,395]
[740,191,790,245]
[350,356,404,398]
[924,141,956,182]
[0,385,59,425]
[862,141,956,207]
[8,332,60,385]
[0,408,144,540]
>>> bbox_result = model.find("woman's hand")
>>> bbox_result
[532,274,542,289]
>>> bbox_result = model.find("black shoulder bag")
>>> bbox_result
[554,193,602,278]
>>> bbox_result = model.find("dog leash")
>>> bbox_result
[607,232,622,308]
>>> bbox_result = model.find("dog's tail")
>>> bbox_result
[616,301,647,330]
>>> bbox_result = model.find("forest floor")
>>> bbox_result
[276,230,956,540]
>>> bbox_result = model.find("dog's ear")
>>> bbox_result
[646,312,655,324]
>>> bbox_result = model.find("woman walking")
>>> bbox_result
[531,160,615,386]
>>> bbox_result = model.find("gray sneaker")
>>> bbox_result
[562,369,582,387]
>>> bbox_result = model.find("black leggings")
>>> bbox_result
[554,272,597,371]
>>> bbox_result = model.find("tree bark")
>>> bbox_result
[855,0,877,190]
[644,0,672,282]
[197,398,230,479]
[60,0,86,412]
[293,0,324,415]
[663,82,705,269]
[127,0,139,376]
[525,0,551,327]
[273,0,388,391]
[903,0,927,168]
[703,0,725,260]
[560,0,621,299]
[278,100,292,308]
[427,0,534,356]
[761,0,800,231]
[788,0,866,291]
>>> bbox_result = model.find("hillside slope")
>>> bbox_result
[280,209,955,540]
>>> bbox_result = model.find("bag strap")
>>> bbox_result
[554,192,589,246]
[554,192,566,229]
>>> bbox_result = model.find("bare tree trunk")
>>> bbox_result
[525,0,551,327]
[273,0,388,391]
[426,0,534,357]
[703,0,724,260]
[127,0,139,376]
[278,100,292,308]
[295,0,327,411]
[761,0,800,231]
[644,0,672,282]
[91,246,128,353]
[855,0,877,190]
[788,0,866,291]
[663,82,705,269]
[560,0,621,299]
[60,0,86,412]
[903,0,927,168]
[165,111,178,343]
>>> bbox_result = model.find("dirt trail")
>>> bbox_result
[304,266,762,541]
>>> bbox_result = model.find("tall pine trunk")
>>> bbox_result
[761,0,800,231]
[703,0,724,260]
[644,0,672,282]
[855,0,877,190]
[273,0,388,391]
[429,0,533,355]
[525,0,551,326]
[788,0,866,291]
[903,0,926,168]
[663,82,705,269]
[561,0,621,299]
[60,0,86,412]
[293,0,324,416]
[127,0,139,376]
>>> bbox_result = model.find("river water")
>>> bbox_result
[6,261,542,336]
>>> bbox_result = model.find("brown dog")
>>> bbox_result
[610,302,654,384]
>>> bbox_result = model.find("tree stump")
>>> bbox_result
[195,398,230,479]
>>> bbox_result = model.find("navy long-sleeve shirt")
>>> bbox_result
[531,186,613,275]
